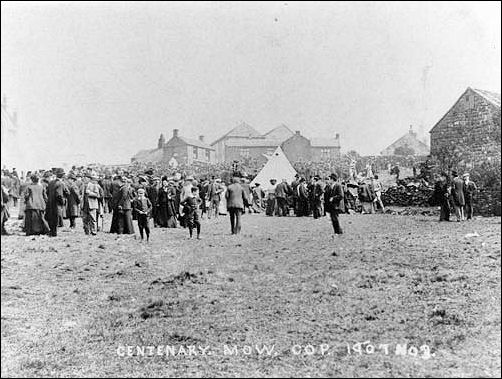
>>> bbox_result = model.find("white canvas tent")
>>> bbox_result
[250,146,297,190]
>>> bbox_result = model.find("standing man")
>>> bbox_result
[275,179,290,217]
[312,176,324,219]
[371,175,385,213]
[463,173,477,221]
[266,179,278,216]
[66,174,81,229]
[147,177,161,227]
[207,177,223,219]
[325,173,345,235]
[451,170,465,222]
[241,178,253,214]
[82,174,101,235]
[99,172,113,214]
[46,168,65,237]
[225,177,247,235]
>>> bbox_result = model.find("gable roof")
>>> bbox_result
[264,124,295,141]
[472,88,501,108]
[430,87,501,133]
[381,129,429,155]
[177,136,215,150]
[211,122,261,145]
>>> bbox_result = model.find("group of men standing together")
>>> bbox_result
[434,170,477,222]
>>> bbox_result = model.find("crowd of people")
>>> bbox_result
[0,161,478,239]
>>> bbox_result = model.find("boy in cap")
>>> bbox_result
[132,188,152,241]
[181,186,202,239]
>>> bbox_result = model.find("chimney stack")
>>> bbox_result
[199,135,205,143]
[173,129,179,138]
[335,133,340,139]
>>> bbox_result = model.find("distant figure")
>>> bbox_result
[225,177,247,235]
[372,175,385,212]
[434,172,451,222]
[451,171,465,222]
[1,183,9,235]
[463,173,477,221]
[324,173,345,235]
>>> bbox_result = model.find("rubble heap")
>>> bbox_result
[381,179,434,207]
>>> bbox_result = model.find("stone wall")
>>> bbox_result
[430,88,500,166]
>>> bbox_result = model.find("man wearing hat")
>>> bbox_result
[463,173,477,220]
[451,170,465,222]
[312,176,324,219]
[207,177,223,219]
[66,174,81,229]
[82,174,102,235]
[325,173,345,235]
[46,168,66,237]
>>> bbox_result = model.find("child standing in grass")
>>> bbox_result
[132,188,152,242]
[181,187,202,239]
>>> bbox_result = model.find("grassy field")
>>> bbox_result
[1,209,500,377]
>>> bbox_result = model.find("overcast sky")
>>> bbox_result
[1,1,501,166]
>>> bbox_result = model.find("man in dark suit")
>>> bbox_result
[324,173,345,235]
[225,177,247,235]
[275,179,291,217]
[46,168,66,237]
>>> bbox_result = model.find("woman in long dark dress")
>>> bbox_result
[157,179,177,228]
[110,176,135,234]
[24,175,50,236]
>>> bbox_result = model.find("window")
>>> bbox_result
[206,149,210,161]
[321,148,330,158]
[240,148,250,158]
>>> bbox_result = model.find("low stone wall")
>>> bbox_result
[475,188,501,217]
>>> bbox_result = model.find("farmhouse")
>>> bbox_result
[429,87,501,165]
[380,126,430,156]
[131,129,215,165]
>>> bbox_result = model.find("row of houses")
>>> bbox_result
[131,124,341,165]
[131,86,500,168]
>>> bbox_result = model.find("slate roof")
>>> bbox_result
[211,122,262,145]
[472,88,501,108]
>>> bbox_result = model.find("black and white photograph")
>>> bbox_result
[1,1,501,377]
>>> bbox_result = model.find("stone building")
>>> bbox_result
[131,129,215,165]
[430,87,500,165]
[210,122,263,163]
[281,131,341,162]
[381,126,430,156]
[212,123,341,163]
